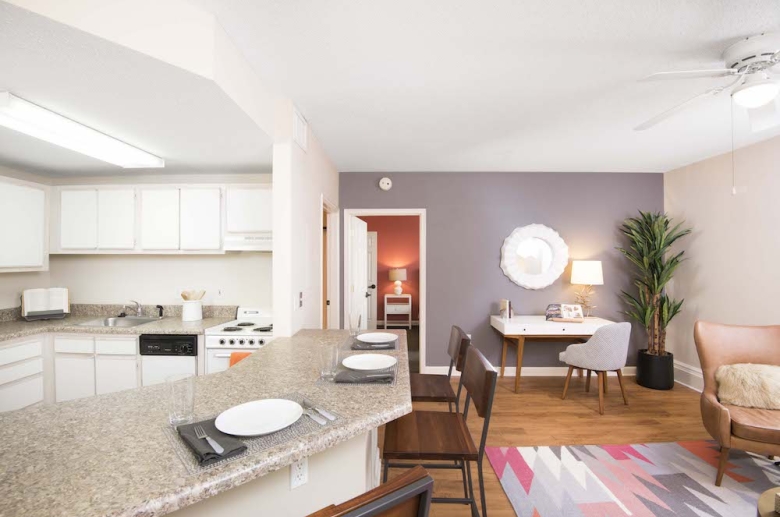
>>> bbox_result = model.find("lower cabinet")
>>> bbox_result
[54,335,138,402]
[0,336,45,412]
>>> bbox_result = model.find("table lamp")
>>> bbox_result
[571,260,603,317]
[389,268,407,295]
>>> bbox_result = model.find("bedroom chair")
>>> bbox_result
[559,322,631,414]
[410,325,470,411]
[693,321,780,486]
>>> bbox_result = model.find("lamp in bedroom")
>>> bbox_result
[389,268,407,295]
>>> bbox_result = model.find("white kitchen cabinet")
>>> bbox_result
[60,189,98,249]
[0,179,46,270]
[0,337,45,412]
[98,189,135,249]
[55,354,95,402]
[141,189,180,250]
[226,187,272,233]
[96,355,138,395]
[180,188,221,250]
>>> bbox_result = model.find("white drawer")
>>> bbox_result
[54,337,94,354]
[0,339,42,367]
[96,338,137,355]
[386,304,410,314]
[0,374,43,412]
[0,357,43,385]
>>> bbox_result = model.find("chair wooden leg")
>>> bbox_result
[716,447,730,486]
[616,369,629,405]
[597,372,605,415]
[585,370,591,392]
[562,366,574,400]
[603,371,608,394]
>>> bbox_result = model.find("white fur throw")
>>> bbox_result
[716,363,780,410]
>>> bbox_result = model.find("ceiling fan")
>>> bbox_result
[635,33,780,131]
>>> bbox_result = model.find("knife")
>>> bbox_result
[303,399,336,421]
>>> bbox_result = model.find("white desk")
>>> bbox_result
[384,294,412,329]
[490,315,614,393]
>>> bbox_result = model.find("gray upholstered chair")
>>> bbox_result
[559,322,631,414]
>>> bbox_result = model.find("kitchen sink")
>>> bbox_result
[79,316,162,328]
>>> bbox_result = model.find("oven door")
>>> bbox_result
[206,349,241,375]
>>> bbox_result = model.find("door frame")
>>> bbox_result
[367,231,378,330]
[343,208,427,373]
[321,196,340,330]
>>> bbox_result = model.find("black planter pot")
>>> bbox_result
[636,349,675,390]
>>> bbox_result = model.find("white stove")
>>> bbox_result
[205,307,273,374]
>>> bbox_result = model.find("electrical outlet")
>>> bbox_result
[290,458,308,489]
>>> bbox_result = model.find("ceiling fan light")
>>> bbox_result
[732,79,780,109]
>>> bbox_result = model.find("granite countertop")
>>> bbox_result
[0,329,412,517]
[0,315,234,343]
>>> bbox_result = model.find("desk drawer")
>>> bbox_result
[386,304,411,315]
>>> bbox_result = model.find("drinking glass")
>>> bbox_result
[348,312,362,338]
[319,344,340,381]
[167,374,195,425]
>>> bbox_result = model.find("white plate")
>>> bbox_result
[356,332,398,344]
[215,399,303,437]
[342,354,398,371]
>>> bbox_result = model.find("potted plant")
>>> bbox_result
[617,211,691,390]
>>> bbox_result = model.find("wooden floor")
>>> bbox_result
[381,375,709,517]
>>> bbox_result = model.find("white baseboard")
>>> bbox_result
[422,366,637,377]
[674,360,703,392]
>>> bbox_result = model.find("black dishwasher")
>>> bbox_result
[139,335,198,386]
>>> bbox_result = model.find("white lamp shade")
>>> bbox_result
[571,260,603,285]
[389,268,407,282]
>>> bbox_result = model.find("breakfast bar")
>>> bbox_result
[0,329,411,517]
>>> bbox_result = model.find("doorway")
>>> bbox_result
[344,209,426,373]
[321,197,339,330]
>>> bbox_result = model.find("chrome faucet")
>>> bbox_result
[129,300,142,317]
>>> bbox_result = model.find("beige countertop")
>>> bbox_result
[0,329,411,517]
[0,315,233,342]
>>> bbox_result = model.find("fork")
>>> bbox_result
[194,425,225,455]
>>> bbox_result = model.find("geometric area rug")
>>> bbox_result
[486,441,780,516]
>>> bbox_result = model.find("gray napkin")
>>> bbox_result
[334,370,394,384]
[177,419,247,467]
[351,339,397,350]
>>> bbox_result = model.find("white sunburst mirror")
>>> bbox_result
[500,224,569,290]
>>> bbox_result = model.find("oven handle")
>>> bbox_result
[213,353,234,358]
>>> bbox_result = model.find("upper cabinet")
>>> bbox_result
[0,178,47,272]
[140,189,180,250]
[180,188,221,250]
[48,183,271,255]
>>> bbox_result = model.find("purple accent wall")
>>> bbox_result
[339,172,664,368]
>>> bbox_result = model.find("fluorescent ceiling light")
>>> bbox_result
[0,92,164,168]
[732,75,780,109]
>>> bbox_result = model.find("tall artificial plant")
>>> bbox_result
[617,211,691,356]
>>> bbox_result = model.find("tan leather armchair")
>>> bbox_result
[693,321,780,486]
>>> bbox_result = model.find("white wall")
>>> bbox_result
[48,254,271,308]
[273,101,339,337]
[664,134,780,389]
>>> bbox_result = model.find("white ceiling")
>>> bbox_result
[195,0,780,173]
[0,2,273,177]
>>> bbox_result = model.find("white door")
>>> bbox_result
[0,181,45,268]
[348,216,369,330]
[96,355,138,395]
[60,189,98,249]
[180,188,221,250]
[367,231,378,330]
[141,189,180,250]
[55,354,96,402]
[98,189,135,249]
[226,187,272,233]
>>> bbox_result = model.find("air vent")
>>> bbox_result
[293,109,308,152]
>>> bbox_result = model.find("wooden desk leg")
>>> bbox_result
[500,339,508,378]
[514,337,525,393]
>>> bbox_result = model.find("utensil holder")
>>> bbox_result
[182,300,203,322]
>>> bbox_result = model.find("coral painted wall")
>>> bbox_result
[359,215,420,321]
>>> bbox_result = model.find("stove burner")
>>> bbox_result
[253,326,273,332]
[236,322,255,327]
[222,326,242,332]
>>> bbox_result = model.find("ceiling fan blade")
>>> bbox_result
[635,76,744,131]
[640,69,738,81]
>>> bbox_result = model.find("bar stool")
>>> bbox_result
[410,325,470,411]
